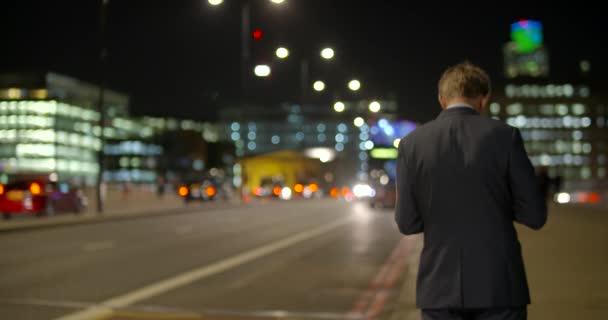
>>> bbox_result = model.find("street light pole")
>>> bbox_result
[96,0,109,213]
[240,1,251,101]
[300,58,309,105]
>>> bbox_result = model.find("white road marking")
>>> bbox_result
[54,216,352,320]
[82,241,115,252]
[175,225,194,236]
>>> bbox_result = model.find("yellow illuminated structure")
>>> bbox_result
[238,151,321,194]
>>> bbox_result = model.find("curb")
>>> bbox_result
[0,200,248,233]
[382,234,423,320]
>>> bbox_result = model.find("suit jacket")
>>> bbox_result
[395,107,547,309]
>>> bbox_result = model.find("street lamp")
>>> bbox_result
[321,48,335,60]
[254,65,271,77]
[334,101,345,112]
[369,101,381,113]
[208,0,223,5]
[270,0,285,3]
[348,79,361,91]
[276,47,289,59]
[313,80,325,92]
[354,117,365,127]
[393,138,401,148]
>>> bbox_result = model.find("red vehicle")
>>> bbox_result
[0,180,87,219]
[369,183,396,208]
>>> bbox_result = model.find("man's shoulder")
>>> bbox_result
[402,115,515,144]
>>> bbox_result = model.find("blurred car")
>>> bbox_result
[178,180,218,203]
[254,177,285,199]
[0,180,87,219]
[369,183,396,208]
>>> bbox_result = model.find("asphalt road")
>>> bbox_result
[0,199,406,320]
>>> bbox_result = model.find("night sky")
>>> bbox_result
[2,1,606,122]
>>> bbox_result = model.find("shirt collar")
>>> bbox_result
[446,103,475,110]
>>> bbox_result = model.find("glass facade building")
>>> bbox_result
[491,83,608,190]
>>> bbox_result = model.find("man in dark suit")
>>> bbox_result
[395,62,547,320]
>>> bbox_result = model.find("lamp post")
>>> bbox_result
[207,0,285,100]
[96,0,109,214]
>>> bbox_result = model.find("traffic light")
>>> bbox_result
[252,29,263,41]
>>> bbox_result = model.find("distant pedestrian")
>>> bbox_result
[395,62,546,320]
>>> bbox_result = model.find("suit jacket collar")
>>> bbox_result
[437,107,479,119]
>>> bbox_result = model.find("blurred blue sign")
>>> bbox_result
[369,118,416,147]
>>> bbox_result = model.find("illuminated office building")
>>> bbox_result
[0,72,129,185]
[492,21,608,190]
[0,73,225,185]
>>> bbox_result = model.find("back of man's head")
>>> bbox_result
[438,62,491,111]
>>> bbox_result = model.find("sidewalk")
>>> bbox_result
[384,204,608,320]
[0,189,245,232]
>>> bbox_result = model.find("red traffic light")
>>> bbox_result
[252,29,263,40]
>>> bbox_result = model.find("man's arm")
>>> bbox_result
[395,139,423,234]
[508,128,547,230]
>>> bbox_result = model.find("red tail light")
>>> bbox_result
[0,184,4,195]
[178,186,189,197]
[273,186,282,196]
[30,182,42,195]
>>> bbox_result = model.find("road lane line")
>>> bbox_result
[54,216,353,320]
[83,241,115,252]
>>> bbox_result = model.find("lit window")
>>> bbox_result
[572,130,583,140]
[505,85,515,98]
[506,103,523,115]
[335,133,345,143]
[317,134,326,142]
[556,104,568,116]
[365,141,374,150]
[337,123,348,133]
[598,168,606,179]
[582,143,592,154]
[579,86,590,98]
[119,157,129,167]
[563,84,574,97]
[248,132,256,140]
[359,152,368,161]
[572,104,586,115]
[540,104,554,115]
[335,143,344,152]
[514,115,526,128]
[489,103,500,114]
[359,132,369,141]
[248,122,256,131]
[231,132,240,141]
[581,117,591,127]
[231,122,240,131]
[296,132,305,141]
[247,142,256,151]
[540,119,551,128]
[131,157,142,167]
[573,142,582,154]
[317,123,326,132]
[581,167,591,180]
[555,140,566,153]
[271,135,280,144]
